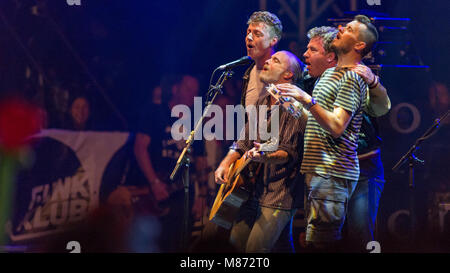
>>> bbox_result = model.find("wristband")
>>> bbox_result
[368,75,377,86]
[369,76,379,89]
[305,97,317,110]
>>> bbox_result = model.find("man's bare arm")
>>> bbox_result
[134,133,169,200]
[276,83,352,138]
[351,64,391,117]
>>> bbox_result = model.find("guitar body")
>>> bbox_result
[209,155,251,229]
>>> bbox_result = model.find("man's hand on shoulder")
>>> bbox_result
[351,64,376,84]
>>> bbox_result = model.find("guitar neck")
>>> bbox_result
[232,140,276,179]
[235,155,253,176]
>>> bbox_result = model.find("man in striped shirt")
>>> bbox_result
[298,26,390,252]
[278,15,379,250]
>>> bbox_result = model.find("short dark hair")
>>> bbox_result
[354,15,378,57]
[247,11,283,41]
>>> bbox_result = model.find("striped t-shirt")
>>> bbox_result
[300,67,368,181]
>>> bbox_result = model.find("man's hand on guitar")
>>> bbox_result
[150,179,169,201]
[215,150,241,184]
[248,142,268,163]
[215,164,230,184]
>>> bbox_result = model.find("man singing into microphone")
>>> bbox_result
[241,11,283,107]
[214,51,306,253]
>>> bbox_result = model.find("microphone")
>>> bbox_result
[218,56,252,70]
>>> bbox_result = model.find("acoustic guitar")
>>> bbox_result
[209,139,277,229]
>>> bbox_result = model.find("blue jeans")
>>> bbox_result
[346,152,385,250]
[229,201,296,253]
[304,173,357,244]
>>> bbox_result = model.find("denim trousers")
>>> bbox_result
[346,152,385,250]
[304,173,357,244]
[229,200,296,253]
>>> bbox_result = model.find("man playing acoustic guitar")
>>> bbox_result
[214,50,306,253]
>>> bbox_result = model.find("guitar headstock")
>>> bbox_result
[266,84,303,119]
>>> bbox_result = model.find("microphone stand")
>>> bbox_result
[392,109,450,244]
[169,68,234,251]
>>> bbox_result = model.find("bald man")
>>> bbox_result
[214,51,306,253]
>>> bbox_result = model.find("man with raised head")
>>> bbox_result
[299,25,390,251]
[215,50,306,253]
[278,15,380,250]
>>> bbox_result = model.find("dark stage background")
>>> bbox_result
[0,0,449,252]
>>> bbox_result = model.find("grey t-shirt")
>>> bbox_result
[245,66,266,107]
